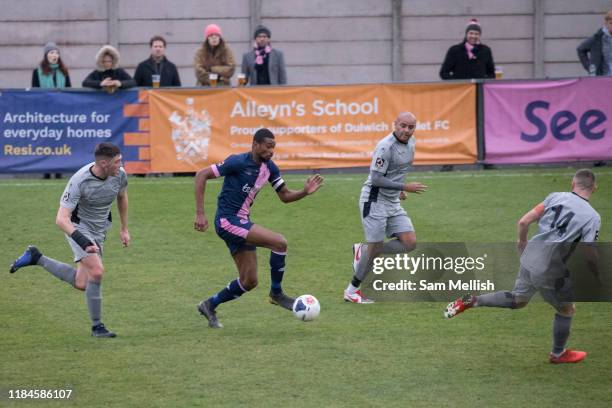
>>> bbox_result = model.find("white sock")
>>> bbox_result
[551,349,566,358]
[346,283,359,294]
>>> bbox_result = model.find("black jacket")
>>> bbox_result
[439,42,495,80]
[82,68,136,89]
[577,29,607,75]
[133,56,181,87]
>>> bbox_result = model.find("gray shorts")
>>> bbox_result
[65,227,106,262]
[512,266,573,310]
[359,200,414,243]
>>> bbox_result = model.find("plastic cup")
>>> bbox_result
[495,67,503,80]
[237,73,246,86]
[209,73,218,87]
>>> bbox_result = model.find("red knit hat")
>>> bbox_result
[204,24,222,38]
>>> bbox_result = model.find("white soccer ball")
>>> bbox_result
[292,294,320,321]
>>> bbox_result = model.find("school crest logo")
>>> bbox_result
[168,98,212,165]
[375,157,385,168]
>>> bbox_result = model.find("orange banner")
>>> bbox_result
[148,83,476,172]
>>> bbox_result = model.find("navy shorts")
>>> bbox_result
[215,216,256,255]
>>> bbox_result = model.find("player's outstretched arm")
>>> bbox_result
[370,172,427,193]
[516,203,544,254]
[276,174,324,203]
[55,206,99,253]
[117,190,130,247]
[194,166,216,231]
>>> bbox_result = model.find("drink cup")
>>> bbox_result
[495,66,503,80]
[152,74,161,88]
[209,73,218,87]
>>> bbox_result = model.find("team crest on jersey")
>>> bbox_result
[375,157,385,168]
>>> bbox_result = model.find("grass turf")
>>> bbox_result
[1,167,611,407]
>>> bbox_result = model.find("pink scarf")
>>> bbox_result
[254,42,271,65]
[465,42,478,60]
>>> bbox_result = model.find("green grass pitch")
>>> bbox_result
[1,167,611,407]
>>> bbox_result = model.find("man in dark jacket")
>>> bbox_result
[577,10,612,76]
[134,36,182,87]
[439,19,495,80]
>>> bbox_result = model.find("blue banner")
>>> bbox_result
[0,90,141,173]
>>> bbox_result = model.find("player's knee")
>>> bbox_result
[402,239,416,252]
[273,235,287,253]
[88,266,104,282]
[558,304,575,317]
[73,269,88,290]
[74,280,87,291]
[241,276,258,291]
[398,235,416,252]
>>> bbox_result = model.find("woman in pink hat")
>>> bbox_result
[194,24,236,86]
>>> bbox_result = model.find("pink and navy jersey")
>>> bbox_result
[211,153,285,219]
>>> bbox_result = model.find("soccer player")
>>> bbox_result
[9,143,129,338]
[194,128,324,328]
[445,169,601,364]
[344,111,427,303]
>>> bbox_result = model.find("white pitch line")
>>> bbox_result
[0,170,610,188]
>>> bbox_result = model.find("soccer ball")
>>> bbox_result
[292,294,320,321]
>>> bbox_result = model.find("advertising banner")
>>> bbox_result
[484,77,612,164]
[0,90,143,173]
[148,83,477,172]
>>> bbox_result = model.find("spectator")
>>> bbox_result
[577,9,612,76]
[32,42,72,88]
[439,19,495,172]
[439,19,495,80]
[194,24,235,86]
[242,25,287,85]
[134,35,181,87]
[33,42,71,179]
[82,45,136,91]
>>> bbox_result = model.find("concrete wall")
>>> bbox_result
[0,0,609,88]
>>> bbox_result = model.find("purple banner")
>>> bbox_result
[484,77,612,164]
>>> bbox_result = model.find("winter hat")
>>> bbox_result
[43,42,59,56]
[465,18,482,34]
[204,24,222,38]
[253,25,271,39]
